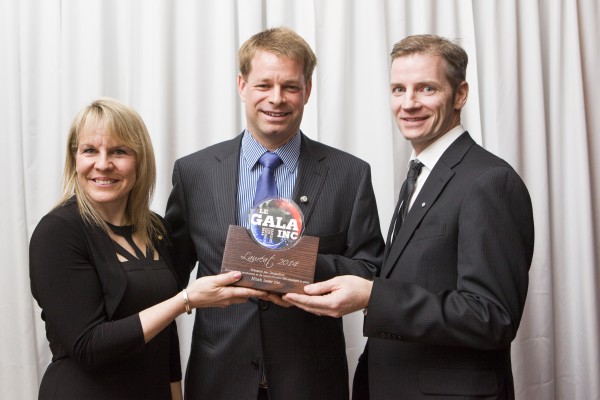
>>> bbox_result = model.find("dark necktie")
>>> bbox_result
[253,152,283,206]
[392,160,423,239]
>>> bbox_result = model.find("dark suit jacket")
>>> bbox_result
[359,132,534,400]
[165,132,385,400]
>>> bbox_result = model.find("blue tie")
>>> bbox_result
[253,152,283,206]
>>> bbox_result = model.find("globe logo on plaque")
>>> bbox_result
[249,197,304,250]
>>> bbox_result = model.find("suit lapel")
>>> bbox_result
[214,135,242,227]
[382,191,402,263]
[381,132,475,278]
[292,134,329,226]
[382,164,454,277]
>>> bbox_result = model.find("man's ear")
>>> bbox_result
[237,73,247,102]
[303,78,313,105]
[454,81,469,110]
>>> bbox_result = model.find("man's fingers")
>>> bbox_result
[303,280,336,295]
[283,292,308,304]
[227,286,265,298]
[263,293,293,308]
[284,293,325,309]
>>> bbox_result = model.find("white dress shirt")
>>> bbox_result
[407,125,466,211]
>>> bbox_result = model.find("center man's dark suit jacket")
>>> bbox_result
[165,132,385,400]
[359,132,534,400]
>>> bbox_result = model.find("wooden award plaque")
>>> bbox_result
[220,225,319,294]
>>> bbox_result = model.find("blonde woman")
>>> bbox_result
[30,98,269,400]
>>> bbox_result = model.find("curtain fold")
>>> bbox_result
[3,1,598,398]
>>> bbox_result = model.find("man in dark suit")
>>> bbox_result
[165,27,384,400]
[284,34,535,399]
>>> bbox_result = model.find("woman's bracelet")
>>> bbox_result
[182,289,192,315]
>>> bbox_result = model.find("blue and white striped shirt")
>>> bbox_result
[237,130,301,227]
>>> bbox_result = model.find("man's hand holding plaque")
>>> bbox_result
[221,197,319,294]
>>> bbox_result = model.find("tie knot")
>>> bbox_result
[258,152,283,169]
[407,160,423,180]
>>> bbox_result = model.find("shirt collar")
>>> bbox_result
[410,125,465,170]
[241,129,301,172]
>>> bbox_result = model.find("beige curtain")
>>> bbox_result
[2,0,598,398]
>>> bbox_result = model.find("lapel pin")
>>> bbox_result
[300,196,308,203]
[421,202,426,207]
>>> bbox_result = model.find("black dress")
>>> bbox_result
[30,200,181,400]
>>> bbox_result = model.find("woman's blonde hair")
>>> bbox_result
[58,97,165,249]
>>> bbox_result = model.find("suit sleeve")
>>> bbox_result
[29,213,146,369]
[365,166,534,350]
[314,163,385,281]
[165,160,198,287]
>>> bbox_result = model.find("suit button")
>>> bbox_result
[259,300,269,310]
[251,360,259,369]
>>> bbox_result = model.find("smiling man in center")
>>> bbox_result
[165,27,384,400]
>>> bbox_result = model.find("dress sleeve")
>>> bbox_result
[168,321,182,382]
[30,211,146,370]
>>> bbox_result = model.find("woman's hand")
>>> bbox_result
[140,271,291,343]
[186,271,269,308]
